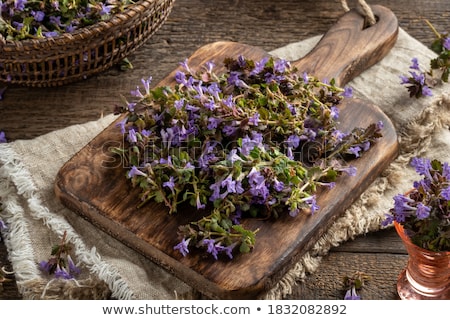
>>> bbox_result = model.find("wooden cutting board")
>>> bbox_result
[55,5,399,299]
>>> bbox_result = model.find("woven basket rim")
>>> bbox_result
[1,0,167,49]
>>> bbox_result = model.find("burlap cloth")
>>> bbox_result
[1,28,450,300]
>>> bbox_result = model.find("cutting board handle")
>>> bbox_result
[291,5,398,87]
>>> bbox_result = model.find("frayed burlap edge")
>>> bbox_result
[262,93,450,299]
[20,277,111,300]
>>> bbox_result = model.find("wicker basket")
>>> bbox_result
[0,0,175,87]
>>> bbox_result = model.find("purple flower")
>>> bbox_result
[39,260,52,274]
[421,86,433,97]
[392,194,415,222]
[227,149,243,164]
[209,181,221,202]
[220,244,234,259]
[348,146,362,158]
[141,77,152,95]
[54,266,73,279]
[342,86,353,98]
[286,134,300,149]
[247,167,269,202]
[179,58,192,74]
[381,213,395,227]
[175,71,187,85]
[49,16,63,27]
[441,186,450,201]
[250,57,269,76]
[249,112,260,126]
[127,128,138,143]
[339,166,357,177]
[163,176,175,192]
[130,86,144,98]
[43,31,59,38]
[415,203,431,220]
[0,219,7,230]
[305,195,319,214]
[195,194,205,210]
[14,0,27,11]
[273,179,284,192]
[410,157,432,180]
[410,57,420,70]
[344,286,361,300]
[67,255,81,276]
[100,3,114,15]
[127,166,147,178]
[302,72,309,84]
[222,124,238,136]
[0,131,7,143]
[274,59,290,73]
[31,10,45,22]
[443,162,450,180]
[399,75,410,84]
[330,106,339,119]
[443,38,450,51]
[173,238,190,257]
[289,208,299,217]
[221,175,236,194]
[202,238,219,260]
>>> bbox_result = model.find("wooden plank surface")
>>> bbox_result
[54,6,399,299]
[1,0,449,300]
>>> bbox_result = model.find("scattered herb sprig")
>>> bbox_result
[39,231,81,279]
[113,55,383,260]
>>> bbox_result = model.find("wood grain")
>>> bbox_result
[54,6,399,299]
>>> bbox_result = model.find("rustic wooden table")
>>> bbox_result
[0,0,448,300]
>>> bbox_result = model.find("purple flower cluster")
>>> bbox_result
[0,0,127,41]
[382,157,450,252]
[400,58,433,98]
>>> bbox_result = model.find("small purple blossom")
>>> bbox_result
[443,37,450,51]
[162,176,176,192]
[173,238,190,257]
[342,86,353,98]
[410,57,420,70]
[127,166,147,178]
[0,219,7,230]
[441,186,450,201]
[249,112,260,126]
[250,57,269,76]
[31,10,45,22]
[348,146,362,158]
[415,203,431,220]
[410,157,432,180]
[202,238,219,260]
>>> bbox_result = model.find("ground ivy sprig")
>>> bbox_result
[400,19,450,98]
[39,231,81,279]
[112,55,383,260]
